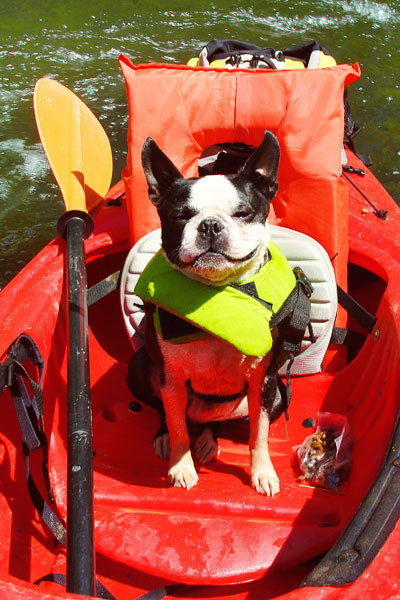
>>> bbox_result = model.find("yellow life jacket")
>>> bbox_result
[134,242,312,357]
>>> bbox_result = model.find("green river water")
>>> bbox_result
[0,0,399,289]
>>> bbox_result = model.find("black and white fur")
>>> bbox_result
[128,131,290,495]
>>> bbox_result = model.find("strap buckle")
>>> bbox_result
[293,266,314,298]
[2,354,15,389]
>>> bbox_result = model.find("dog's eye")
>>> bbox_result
[171,209,193,222]
[233,210,252,219]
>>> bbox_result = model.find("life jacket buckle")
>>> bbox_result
[293,266,314,298]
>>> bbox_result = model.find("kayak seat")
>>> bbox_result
[120,225,337,375]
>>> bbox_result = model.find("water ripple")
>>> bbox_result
[341,1,399,24]
[0,0,399,289]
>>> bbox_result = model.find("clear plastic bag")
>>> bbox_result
[297,412,353,491]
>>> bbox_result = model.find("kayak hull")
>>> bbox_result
[0,150,400,599]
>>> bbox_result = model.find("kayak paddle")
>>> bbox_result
[33,78,112,596]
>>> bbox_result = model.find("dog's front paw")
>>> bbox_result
[251,451,280,496]
[153,432,170,460]
[168,451,199,489]
[195,427,220,463]
[251,469,280,496]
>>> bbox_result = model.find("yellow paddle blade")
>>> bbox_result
[34,78,113,213]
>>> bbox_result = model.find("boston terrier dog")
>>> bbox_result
[129,130,293,496]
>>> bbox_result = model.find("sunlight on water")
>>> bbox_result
[341,0,400,23]
[0,0,399,288]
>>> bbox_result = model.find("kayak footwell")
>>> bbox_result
[44,260,397,586]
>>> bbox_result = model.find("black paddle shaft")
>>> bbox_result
[59,210,95,596]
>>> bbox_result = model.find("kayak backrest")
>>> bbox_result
[119,55,360,300]
[120,226,337,375]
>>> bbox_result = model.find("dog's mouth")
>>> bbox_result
[179,246,259,268]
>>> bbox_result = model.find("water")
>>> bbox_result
[0,0,399,289]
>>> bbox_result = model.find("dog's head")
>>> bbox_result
[141,130,280,285]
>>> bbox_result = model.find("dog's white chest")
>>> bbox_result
[159,334,263,422]
[187,394,249,423]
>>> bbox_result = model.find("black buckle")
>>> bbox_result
[2,354,15,389]
[342,164,365,177]
[293,266,314,298]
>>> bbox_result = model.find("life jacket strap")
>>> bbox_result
[271,270,313,421]
[277,354,295,421]
[270,267,314,355]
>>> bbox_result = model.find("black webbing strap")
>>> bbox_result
[337,285,377,334]
[1,333,42,406]
[329,286,377,353]
[34,573,117,600]
[136,584,187,600]
[330,327,367,349]
[270,267,313,355]
[34,574,188,599]
[0,334,119,598]
[277,354,295,421]
[267,269,313,422]
[0,334,66,545]
[34,575,188,600]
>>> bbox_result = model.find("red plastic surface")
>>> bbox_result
[0,153,399,599]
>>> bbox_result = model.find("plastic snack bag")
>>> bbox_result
[297,412,353,491]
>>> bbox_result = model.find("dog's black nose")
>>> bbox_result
[197,219,223,239]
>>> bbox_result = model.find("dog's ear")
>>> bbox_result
[240,130,280,198]
[141,138,184,206]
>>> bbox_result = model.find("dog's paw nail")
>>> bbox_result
[168,460,199,489]
[168,470,199,489]
[251,472,280,496]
